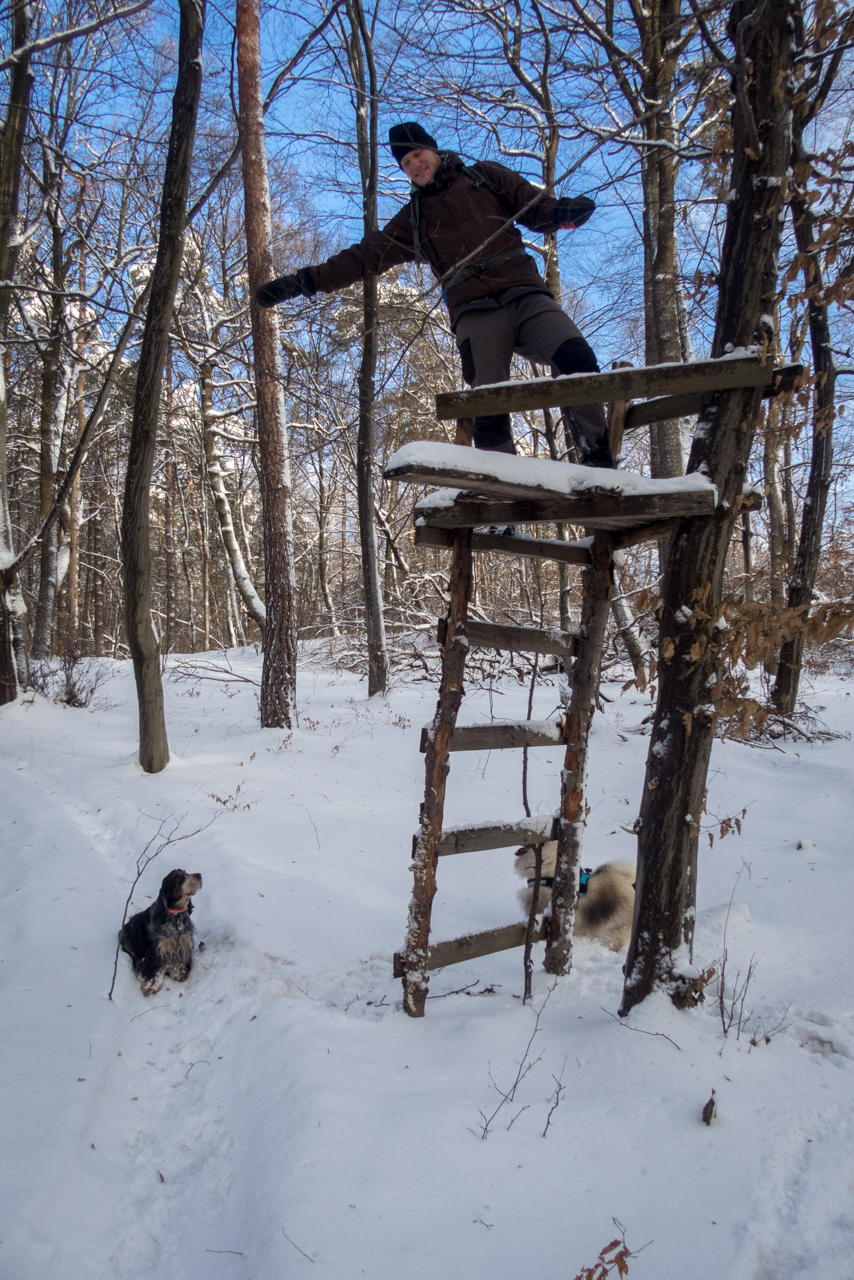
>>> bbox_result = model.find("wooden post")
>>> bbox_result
[544,531,614,975]
[455,417,474,446]
[608,360,632,462]
[401,527,473,1016]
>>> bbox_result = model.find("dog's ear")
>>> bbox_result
[160,869,187,902]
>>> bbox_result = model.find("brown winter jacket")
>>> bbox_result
[309,153,588,318]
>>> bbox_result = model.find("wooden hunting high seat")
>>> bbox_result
[383,354,797,1017]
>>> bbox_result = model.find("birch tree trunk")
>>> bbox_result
[620,0,795,1015]
[237,0,298,725]
[121,0,205,772]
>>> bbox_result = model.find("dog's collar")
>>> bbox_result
[526,869,592,896]
[167,905,187,914]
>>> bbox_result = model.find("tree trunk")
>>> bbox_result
[237,0,298,725]
[0,0,34,702]
[771,140,836,711]
[638,1,690,485]
[611,578,650,681]
[763,400,786,609]
[200,358,266,637]
[121,0,205,772]
[347,0,388,696]
[620,0,794,1015]
[316,454,339,636]
[31,328,71,660]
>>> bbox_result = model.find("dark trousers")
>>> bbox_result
[454,292,607,456]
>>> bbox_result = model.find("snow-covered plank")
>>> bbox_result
[393,919,548,976]
[414,489,716,531]
[437,616,577,664]
[414,524,593,566]
[437,815,558,856]
[434,352,780,421]
[387,441,717,506]
[419,720,565,753]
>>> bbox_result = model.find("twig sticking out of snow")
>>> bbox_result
[600,1005,682,1051]
[282,1227,314,1262]
[472,982,555,1138]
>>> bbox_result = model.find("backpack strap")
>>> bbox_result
[464,162,518,219]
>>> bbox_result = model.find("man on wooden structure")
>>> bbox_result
[258,121,613,468]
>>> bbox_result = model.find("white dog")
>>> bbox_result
[514,843,635,951]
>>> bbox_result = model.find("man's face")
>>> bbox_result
[400,148,442,187]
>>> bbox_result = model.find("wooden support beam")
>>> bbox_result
[435,354,783,421]
[612,521,677,551]
[608,359,633,459]
[420,720,565,753]
[437,815,558,856]
[437,616,577,664]
[608,489,762,551]
[414,524,592,566]
[623,364,803,433]
[414,489,716,530]
[393,919,548,977]
[455,417,474,446]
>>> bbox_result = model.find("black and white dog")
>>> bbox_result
[119,869,203,996]
[515,844,635,951]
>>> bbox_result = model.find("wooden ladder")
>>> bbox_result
[385,354,795,1017]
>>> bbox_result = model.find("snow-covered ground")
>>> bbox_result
[2,650,853,1280]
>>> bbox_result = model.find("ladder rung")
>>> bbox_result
[394,919,548,977]
[437,816,558,856]
[420,720,565,753]
[437,616,577,663]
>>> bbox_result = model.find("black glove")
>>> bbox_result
[256,266,317,308]
[553,196,596,229]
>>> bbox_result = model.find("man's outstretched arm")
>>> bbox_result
[257,208,416,308]
[474,159,596,234]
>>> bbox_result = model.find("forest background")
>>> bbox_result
[0,0,852,732]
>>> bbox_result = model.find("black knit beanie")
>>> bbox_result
[388,121,439,166]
